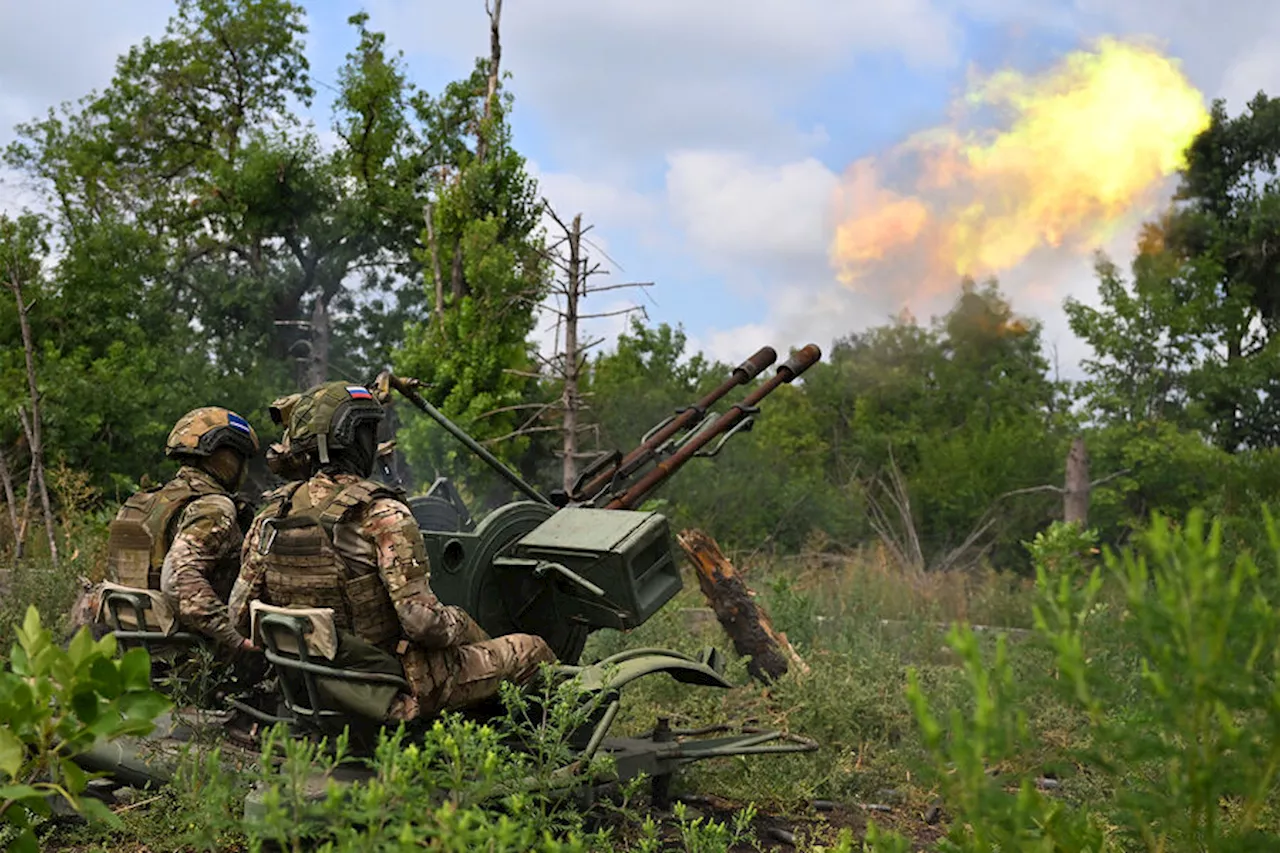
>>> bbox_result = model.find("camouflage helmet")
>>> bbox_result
[165,406,260,460]
[286,381,384,464]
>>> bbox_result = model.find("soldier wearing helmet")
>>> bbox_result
[106,406,262,658]
[229,381,556,721]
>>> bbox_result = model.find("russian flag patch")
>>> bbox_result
[227,412,252,434]
[346,385,373,400]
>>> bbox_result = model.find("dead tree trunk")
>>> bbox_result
[7,266,56,566]
[15,448,35,561]
[305,295,331,388]
[17,406,56,566]
[424,202,446,327]
[676,528,808,684]
[475,0,503,165]
[561,214,582,493]
[1064,437,1090,527]
[0,443,18,549]
[447,0,504,302]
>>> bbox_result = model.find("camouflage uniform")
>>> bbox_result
[106,406,260,655]
[229,381,555,720]
[159,477,248,652]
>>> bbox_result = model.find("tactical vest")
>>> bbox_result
[255,476,404,650]
[106,471,229,591]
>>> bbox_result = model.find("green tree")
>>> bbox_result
[1101,93,1280,451]
[799,280,1069,570]
[392,39,551,501]
[1,2,449,492]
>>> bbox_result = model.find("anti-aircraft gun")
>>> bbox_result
[78,343,823,820]
[380,343,822,666]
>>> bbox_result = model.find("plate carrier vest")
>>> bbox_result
[106,473,229,591]
[255,477,404,650]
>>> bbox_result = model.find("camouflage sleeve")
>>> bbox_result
[160,495,246,653]
[363,497,487,649]
[228,514,270,641]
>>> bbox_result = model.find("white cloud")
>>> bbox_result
[366,0,958,174]
[0,1,172,132]
[666,152,839,265]
[526,160,660,240]
[686,322,779,368]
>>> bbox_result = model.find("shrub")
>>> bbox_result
[0,605,170,852]
[871,508,1280,851]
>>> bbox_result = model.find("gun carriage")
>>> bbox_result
[80,342,824,818]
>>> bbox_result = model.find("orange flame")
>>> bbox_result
[829,36,1210,303]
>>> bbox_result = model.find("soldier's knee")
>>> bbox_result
[524,635,557,666]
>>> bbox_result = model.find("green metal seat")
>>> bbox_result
[100,583,288,726]
[98,582,206,658]
[249,601,412,742]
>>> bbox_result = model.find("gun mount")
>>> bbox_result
[77,343,823,825]
[374,344,822,665]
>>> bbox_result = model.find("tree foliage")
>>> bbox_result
[5,4,1280,575]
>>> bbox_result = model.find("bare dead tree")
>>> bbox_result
[423,201,446,327]
[447,0,504,301]
[497,204,651,490]
[0,441,18,550]
[5,252,57,566]
[560,212,584,492]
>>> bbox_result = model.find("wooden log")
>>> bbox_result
[676,528,809,684]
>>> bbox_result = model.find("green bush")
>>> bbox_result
[872,507,1280,851]
[0,605,170,852]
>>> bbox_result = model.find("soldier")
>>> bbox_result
[228,380,556,721]
[104,406,261,659]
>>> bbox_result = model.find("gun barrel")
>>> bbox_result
[603,344,821,510]
[571,345,777,502]
[384,374,552,507]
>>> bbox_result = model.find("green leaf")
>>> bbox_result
[66,626,94,667]
[117,689,170,721]
[60,757,88,795]
[89,656,121,698]
[19,605,41,646]
[0,784,43,801]
[86,707,124,739]
[118,647,152,691]
[70,684,101,725]
[0,726,25,779]
[9,644,29,676]
[77,793,122,828]
[9,826,39,853]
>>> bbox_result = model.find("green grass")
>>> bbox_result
[16,514,1280,851]
[578,546,1106,839]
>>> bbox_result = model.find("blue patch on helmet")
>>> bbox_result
[227,412,252,434]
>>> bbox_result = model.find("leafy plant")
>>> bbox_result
[1023,521,1100,581]
[889,625,1108,852]
[0,605,170,852]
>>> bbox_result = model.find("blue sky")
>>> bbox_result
[3,0,1279,374]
